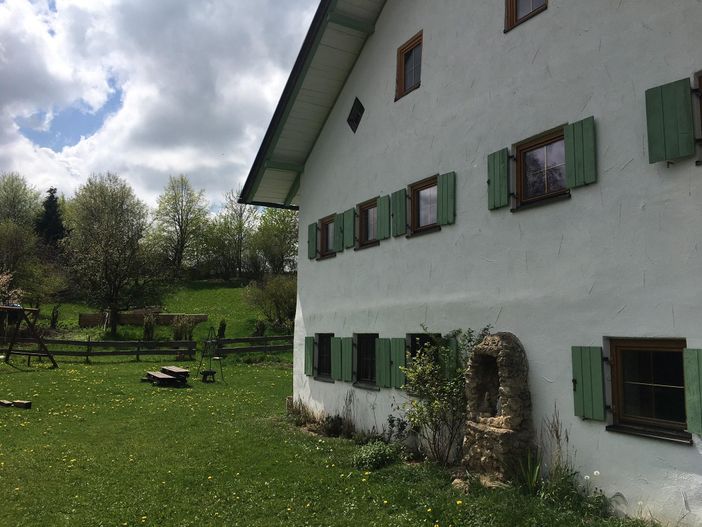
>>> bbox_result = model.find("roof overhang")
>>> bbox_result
[239,0,386,209]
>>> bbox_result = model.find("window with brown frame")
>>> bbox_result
[315,333,333,379]
[515,128,568,208]
[505,0,547,32]
[395,31,422,101]
[609,338,689,438]
[409,175,438,233]
[357,198,378,248]
[318,215,336,258]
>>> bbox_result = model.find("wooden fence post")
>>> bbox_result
[86,336,92,364]
[136,341,141,362]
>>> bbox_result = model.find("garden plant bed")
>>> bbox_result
[0,360,652,527]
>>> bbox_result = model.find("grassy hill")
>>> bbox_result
[36,281,261,343]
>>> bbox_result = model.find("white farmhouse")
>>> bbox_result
[240,1,702,523]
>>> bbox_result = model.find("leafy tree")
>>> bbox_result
[0,221,65,306]
[0,221,37,277]
[251,208,298,275]
[153,174,209,275]
[203,189,258,279]
[65,173,159,335]
[35,187,66,249]
[0,172,41,226]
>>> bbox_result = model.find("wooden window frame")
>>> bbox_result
[514,127,569,209]
[409,175,440,235]
[357,197,379,249]
[395,31,423,101]
[314,333,334,380]
[354,333,379,386]
[608,338,690,438]
[317,214,336,259]
[505,0,548,32]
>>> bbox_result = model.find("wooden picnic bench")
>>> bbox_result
[144,371,185,387]
[161,366,189,379]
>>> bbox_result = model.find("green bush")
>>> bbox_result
[244,275,296,332]
[352,440,402,470]
[217,318,226,339]
[402,326,490,465]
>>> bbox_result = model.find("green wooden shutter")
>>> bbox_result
[391,189,407,237]
[375,338,392,388]
[571,346,606,421]
[683,348,702,435]
[377,195,391,240]
[351,335,358,382]
[488,148,509,210]
[391,338,406,389]
[341,337,353,382]
[343,208,355,249]
[565,116,597,188]
[307,223,317,260]
[438,172,456,225]
[331,337,342,381]
[304,336,314,376]
[333,213,344,253]
[646,78,696,164]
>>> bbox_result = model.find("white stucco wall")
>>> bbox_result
[292,1,702,523]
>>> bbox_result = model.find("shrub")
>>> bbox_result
[321,415,344,437]
[251,318,266,337]
[244,275,296,332]
[172,315,195,340]
[402,326,490,465]
[49,304,60,330]
[352,440,402,470]
[217,318,226,339]
[143,313,156,341]
[286,398,316,427]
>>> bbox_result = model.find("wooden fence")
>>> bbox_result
[6,337,196,362]
[205,335,293,356]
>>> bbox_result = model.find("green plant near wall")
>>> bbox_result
[402,326,490,466]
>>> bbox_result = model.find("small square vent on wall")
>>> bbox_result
[347,98,365,133]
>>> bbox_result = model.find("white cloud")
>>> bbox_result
[0,0,317,204]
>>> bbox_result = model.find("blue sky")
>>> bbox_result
[18,80,123,152]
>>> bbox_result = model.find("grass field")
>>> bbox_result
[0,359,651,527]
[1,283,652,526]
[34,281,263,344]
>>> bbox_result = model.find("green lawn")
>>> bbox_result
[0,360,649,527]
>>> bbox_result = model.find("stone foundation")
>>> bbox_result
[463,332,532,481]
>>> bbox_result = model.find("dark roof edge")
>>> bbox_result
[249,200,299,211]
[239,0,333,205]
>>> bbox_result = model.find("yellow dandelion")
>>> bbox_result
[456,500,463,506]
[427,508,432,512]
